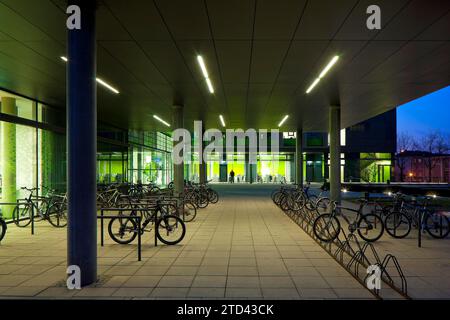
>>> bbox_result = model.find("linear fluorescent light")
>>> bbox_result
[197,55,214,94]
[153,115,170,127]
[60,56,120,94]
[306,55,339,94]
[206,78,215,94]
[306,78,321,94]
[96,78,120,94]
[197,56,209,78]
[319,56,339,78]
[278,115,289,127]
[219,115,226,127]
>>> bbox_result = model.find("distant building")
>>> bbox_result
[394,151,450,183]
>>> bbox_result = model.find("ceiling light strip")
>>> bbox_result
[60,56,120,95]
[278,115,289,127]
[306,55,339,94]
[96,78,120,94]
[153,115,171,127]
[197,55,214,94]
[219,115,226,127]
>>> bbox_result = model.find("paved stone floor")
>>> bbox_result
[0,184,448,299]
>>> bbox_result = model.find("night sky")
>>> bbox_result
[397,85,450,138]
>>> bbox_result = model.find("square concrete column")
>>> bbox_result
[329,106,341,203]
[295,128,303,186]
[172,105,184,194]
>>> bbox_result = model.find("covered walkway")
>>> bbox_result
[0,185,373,299]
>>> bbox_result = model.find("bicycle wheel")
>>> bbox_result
[181,201,197,222]
[12,204,32,228]
[207,190,219,204]
[0,219,6,242]
[47,202,68,228]
[197,193,209,209]
[357,213,385,242]
[424,211,450,239]
[108,217,138,244]
[384,211,411,239]
[156,215,186,245]
[272,191,283,205]
[313,214,341,242]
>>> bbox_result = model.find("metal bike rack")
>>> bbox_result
[99,208,154,262]
[277,200,410,300]
[0,201,35,235]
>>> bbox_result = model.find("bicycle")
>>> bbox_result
[108,199,186,245]
[12,187,67,228]
[384,194,450,239]
[313,199,385,243]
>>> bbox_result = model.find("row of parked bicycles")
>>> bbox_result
[271,183,450,243]
[96,181,220,245]
[0,181,220,246]
[0,186,67,242]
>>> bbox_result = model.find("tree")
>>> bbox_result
[418,131,450,182]
[395,132,417,182]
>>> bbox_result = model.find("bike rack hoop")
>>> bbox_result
[99,208,151,261]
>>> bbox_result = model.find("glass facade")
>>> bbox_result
[0,93,66,219]
[0,91,174,219]
[128,131,173,186]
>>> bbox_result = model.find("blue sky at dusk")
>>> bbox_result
[397,85,450,138]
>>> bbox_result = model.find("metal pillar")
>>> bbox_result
[1,97,16,218]
[329,106,341,203]
[67,0,98,287]
[173,105,184,194]
[295,128,303,186]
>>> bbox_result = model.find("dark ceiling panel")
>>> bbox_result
[417,11,450,41]
[393,42,450,82]
[335,0,411,40]
[140,41,193,84]
[254,0,307,40]
[154,0,211,40]
[206,0,255,40]
[102,0,171,41]
[375,0,450,41]
[277,40,329,84]
[0,0,66,42]
[294,0,359,40]
[250,41,291,83]
[0,41,64,81]
[97,3,132,41]
[215,41,251,84]
[362,41,445,83]
[0,46,63,89]
[0,2,53,41]
[339,41,406,83]
[99,41,168,85]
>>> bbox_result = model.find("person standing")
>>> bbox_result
[230,170,235,183]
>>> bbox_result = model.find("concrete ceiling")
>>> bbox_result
[0,0,449,131]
